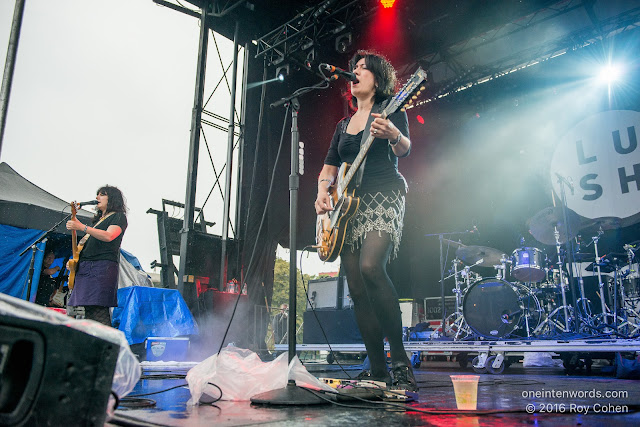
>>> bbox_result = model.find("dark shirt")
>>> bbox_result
[80,212,127,263]
[35,274,57,306]
[323,108,410,194]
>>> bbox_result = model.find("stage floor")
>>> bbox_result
[109,359,640,426]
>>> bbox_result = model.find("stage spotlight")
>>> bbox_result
[380,0,396,8]
[335,33,352,54]
[598,63,623,84]
[275,64,289,82]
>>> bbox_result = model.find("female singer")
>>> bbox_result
[66,185,127,326]
[314,51,416,391]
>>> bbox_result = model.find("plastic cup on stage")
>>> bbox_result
[450,375,480,410]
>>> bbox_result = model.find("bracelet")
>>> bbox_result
[389,132,402,146]
[318,178,332,185]
[83,225,88,233]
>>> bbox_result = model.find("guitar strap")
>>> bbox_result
[78,212,116,246]
[354,100,387,189]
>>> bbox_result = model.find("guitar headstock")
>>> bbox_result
[384,67,428,116]
[70,201,79,217]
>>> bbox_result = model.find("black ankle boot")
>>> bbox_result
[390,364,418,391]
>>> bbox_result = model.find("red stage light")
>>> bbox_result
[380,0,396,8]
[416,115,424,124]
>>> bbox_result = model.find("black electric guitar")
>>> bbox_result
[316,67,428,262]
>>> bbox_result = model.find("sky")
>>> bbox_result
[0,0,341,279]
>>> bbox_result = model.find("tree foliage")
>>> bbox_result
[271,257,314,332]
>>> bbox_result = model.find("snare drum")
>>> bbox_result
[511,247,546,283]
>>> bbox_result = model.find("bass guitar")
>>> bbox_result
[316,67,428,262]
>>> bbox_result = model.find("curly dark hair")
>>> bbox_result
[346,50,397,110]
[93,185,127,223]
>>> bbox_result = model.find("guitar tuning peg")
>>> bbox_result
[420,85,426,90]
[412,95,417,100]
[400,108,406,112]
[416,91,422,96]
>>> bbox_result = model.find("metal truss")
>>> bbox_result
[404,0,640,109]
[255,0,376,67]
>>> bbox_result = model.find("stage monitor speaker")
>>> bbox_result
[0,314,119,426]
[302,309,362,344]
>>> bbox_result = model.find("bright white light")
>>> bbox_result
[598,64,623,84]
[277,74,285,82]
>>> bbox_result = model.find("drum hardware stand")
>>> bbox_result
[589,230,616,332]
[494,255,510,281]
[426,229,477,337]
[443,259,475,339]
[533,227,572,335]
[612,260,640,336]
[555,173,581,332]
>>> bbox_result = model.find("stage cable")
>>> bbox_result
[298,246,356,378]
[215,102,290,355]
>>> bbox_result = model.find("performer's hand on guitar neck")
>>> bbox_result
[66,217,86,232]
[370,113,399,140]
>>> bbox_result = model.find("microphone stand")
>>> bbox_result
[18,213,72,302]
[425,229,475,336]
[252,78,331,406]
[555,174,579,333]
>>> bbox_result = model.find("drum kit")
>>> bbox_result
[441,207,640,340]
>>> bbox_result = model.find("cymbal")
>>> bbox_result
[456,245,505,267]
[582,216,623,231]
[527,206,585,246]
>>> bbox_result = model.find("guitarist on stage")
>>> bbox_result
[65,185,128,326]
[314,51,416,391]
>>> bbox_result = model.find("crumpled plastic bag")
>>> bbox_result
[523,352,564,368]
[186,347,334,403]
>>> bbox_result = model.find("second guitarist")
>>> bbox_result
[314,51,415,391]
[66,185,128,326]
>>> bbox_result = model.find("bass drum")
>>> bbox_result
[463,278,542,339]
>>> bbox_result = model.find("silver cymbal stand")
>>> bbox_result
[534,226,572,335]
[592,228,613,328]
[444,258,478,339]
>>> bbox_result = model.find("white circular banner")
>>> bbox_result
[550,110,640,221]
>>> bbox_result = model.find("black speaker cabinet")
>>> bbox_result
[303,309,362,344]
[0,314,119,426]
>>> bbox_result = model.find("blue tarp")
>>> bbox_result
[0,224,46,301]
[112,286,199,345]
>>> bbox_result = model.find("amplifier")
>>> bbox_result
[306,277,350,310]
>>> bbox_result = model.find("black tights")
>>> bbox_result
[341,231,409,377]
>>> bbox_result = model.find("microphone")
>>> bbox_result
[78,200,98,207]
[320,63,359,83]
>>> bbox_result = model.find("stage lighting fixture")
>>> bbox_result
[276,64,289,82]
[380,0,396,8]
[335,33,352,54]
[598,64,623,84]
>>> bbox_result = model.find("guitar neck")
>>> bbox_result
[71,203,79,257]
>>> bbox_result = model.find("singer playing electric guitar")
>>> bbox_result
[314,51,426,393]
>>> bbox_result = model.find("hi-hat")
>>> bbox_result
[527,206,585,246]
[456,245,504,267]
